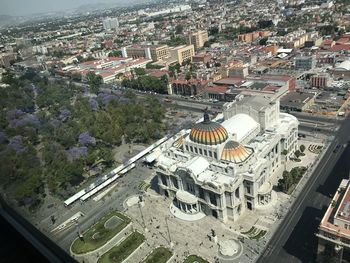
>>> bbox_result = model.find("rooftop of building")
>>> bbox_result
[213,77,244,86]
[205,85,230,94]
[335,183,350,223]
[280,91,316,108]
[126,44,168,49]
[319,180,350,239]
[247,74,294,82]
[225,95,275,112]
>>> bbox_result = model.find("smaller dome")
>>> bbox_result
[221,140,253,163]
[173,136,185,149]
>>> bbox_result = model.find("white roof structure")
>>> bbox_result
[144,148,162,163]
[277,48,293,53]
[222,114,260,142]
[335,60,350,71]
[185,156,210,176]
[176,190,198,204]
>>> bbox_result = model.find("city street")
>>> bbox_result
[258,117,350,263]
[44,164,154,251]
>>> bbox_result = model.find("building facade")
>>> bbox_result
[155,95,298,223]
[124,45,170,61]
[310,74,330,88]
[102,17,119,31]
[169,45,195,64]
[295,55,316,70]
[0,52,17,68]
[188,30,209,50]
[316,179,350,263]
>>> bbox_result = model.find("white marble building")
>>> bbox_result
[155,95,298,222]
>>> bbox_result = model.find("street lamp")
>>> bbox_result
[138,197,148,232]
[165,216,174,248]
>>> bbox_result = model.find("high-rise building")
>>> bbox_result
[102,17,119,31]
[316,179,350,263]
[188,30,209,50]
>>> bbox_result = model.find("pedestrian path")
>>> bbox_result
[124,242,152,263]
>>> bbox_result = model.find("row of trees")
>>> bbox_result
[122,75,168,94]
[278,166,307,194]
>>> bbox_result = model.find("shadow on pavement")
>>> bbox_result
[150,174,160,193]
[283,206,326,263]
[281,144,350,263]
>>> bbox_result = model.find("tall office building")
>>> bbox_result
[188,30,209,50]
[102,17,119,31]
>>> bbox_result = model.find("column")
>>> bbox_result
[181,202,186,212]
[216,195,221,208]
[204,191,210,205]
[166,177,171,188]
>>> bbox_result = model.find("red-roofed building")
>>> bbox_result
[103,40,114,49]
[213,77,244,87]
[192,53,212,64]
[322,40,335,49]
[331,45,350,52]
[145,69,168,78]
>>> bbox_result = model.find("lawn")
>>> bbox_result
[98,231,145,263]
[183,255,209,263]
[251,230,267,240]
[71,211,131,254]
[241,226,267,240]
[143,247,172,263]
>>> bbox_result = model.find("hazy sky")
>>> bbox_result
[0,0,122,16]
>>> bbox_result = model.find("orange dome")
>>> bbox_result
[221,140,253,163]
[190,121,228,145]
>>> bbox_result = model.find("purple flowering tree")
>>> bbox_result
[58,108,71,122]
[66,146,88,162]
[97,92,119,106]
[78,132,96,146]
[8,135,26,153]
[89,98,99,111]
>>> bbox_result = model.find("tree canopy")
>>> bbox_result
[0,71,166,208]
[86,72,103,94]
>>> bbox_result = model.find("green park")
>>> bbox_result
[142,247,173,263]
[183,255,209,263]
[97,231,145,263]
[71,211,131,254]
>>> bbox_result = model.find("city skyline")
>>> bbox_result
[0,0,130,16]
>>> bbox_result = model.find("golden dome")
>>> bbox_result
[189,112,228,145]
[221,140,253,163]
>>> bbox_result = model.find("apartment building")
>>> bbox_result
[188,30,209,50]
[169,45,195,64]
[123,45,170,61]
